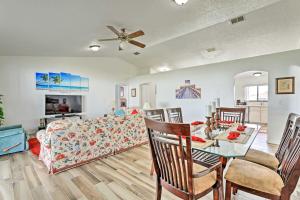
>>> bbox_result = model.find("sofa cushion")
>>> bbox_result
[225,159,284,196]
[243,149,279,170]
[114,109,126,117]
[193,163,217,194]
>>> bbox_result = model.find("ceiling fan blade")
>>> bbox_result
[127,30,144,39]
[98,38,119,42]
[107,26,121,36]
[128,40,146,48]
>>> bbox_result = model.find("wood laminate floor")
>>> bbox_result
[0,133,299,200]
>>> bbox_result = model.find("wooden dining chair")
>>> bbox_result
[144,117,224,200]
[243,113,300,170]
[144,109,166,175]
[144,109,165,122]
[166,107,183,123]
[165,107,221,167]
[218,107,246,124]
[225,117,300,200]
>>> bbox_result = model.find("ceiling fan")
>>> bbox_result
[98,26,146,51]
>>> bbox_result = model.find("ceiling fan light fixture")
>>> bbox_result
[119,41,127,51]
[89,45,101,52]
[173,0,189,6]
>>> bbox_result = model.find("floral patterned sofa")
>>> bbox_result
[37,111,147,174]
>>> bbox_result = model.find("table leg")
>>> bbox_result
[219,157,228,168]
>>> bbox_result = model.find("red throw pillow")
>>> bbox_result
[131,109,138,115]
[31,146,40,156]
[28,138,41,156]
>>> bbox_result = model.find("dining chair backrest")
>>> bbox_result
[218,107,246,124]
[144,109,165,122]
[166,107,183,123]
[278,118,300,194]
[275,113,300,165]
[144,117,195,197]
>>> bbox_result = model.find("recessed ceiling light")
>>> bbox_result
[89,45,101,52]
[253,72,262,77]
[158,66,171,72]
[173,0,189,6]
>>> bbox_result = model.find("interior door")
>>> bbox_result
[140,83,156,109]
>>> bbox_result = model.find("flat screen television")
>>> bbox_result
[45,95,82,115]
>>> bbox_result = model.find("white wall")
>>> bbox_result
[128,49,300,144]
[0,56,137,133]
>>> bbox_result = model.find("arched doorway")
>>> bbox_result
[234,71,269,132]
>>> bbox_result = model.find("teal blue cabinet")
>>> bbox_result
[0,125,27,156]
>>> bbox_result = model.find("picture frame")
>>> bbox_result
[276,77,295,94]
[120,86,124,97]
[131,88,136,97]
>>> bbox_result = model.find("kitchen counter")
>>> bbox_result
[236,102,268,124]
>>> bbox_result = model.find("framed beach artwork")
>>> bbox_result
[176,80,201,99]
[35,72,89,91]
[70,75,81,90]
[276,77,295,94]
[35,72,49,89]
[80,77,89,91]
[49,72,61,90]
[60,72,71,90]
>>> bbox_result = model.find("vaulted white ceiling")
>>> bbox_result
[1,0,299,74]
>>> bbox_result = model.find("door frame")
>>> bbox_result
[139,82,156,108]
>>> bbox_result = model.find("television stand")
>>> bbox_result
[55,113,81,119]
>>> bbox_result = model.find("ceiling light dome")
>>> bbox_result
[158,66,171,72]
[89,45,101,52]
[173,0,189,6]
[253,72,262,77]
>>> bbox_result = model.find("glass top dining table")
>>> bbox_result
[191,124,260,158]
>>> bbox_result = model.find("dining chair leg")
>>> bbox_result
[213,188,219,200]
[156,178,162,200]
[150,161,155,176]
[218,184,224,200]
[225,181,232,200]
[233,187,238,195]
[280,193,291,200]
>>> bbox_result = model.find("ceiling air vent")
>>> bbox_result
[230,16,245,24]
[133,52,141,55]
[206,48,216,53]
